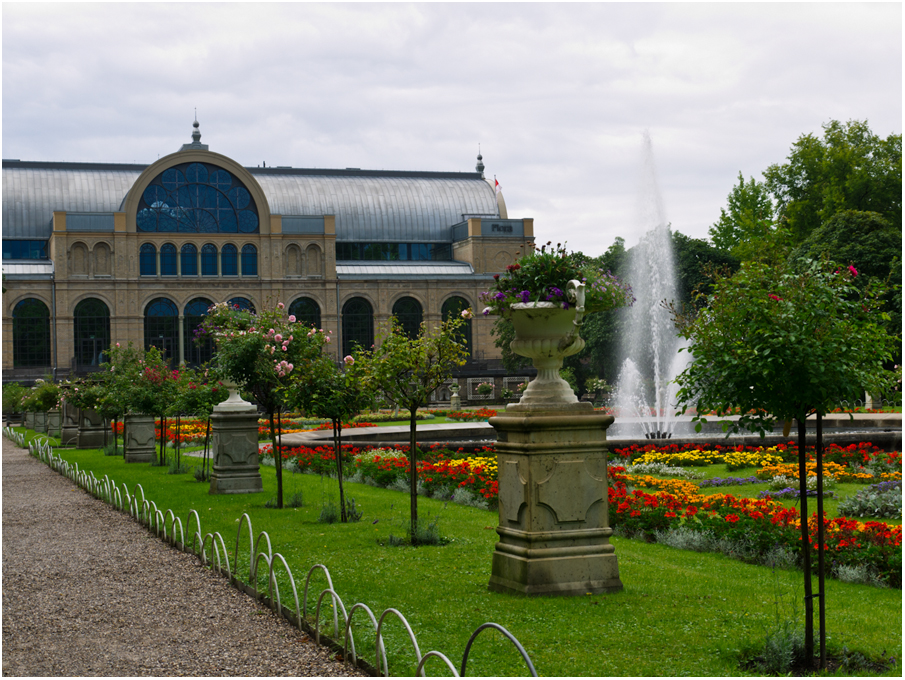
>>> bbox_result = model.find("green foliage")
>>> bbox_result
[28,377,60,412]
[837,481,902,520]
[764,119,902,245]
[673,258,900,433]
[3,382,27,413]
[559,367,578,396]
[672,231,741,306]
[790,210,902,334]
[708,172,789,264]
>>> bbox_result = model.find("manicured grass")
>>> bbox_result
[21,433,902,677]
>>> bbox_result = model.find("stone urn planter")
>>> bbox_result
[25,411,35,431]
[488,280,623,596]
[209,382,263,495]
[124,414,157,463]
[33,411,48,433]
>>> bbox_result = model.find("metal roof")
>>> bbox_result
[2,260,54,278]
[2,161,500,242]
[336,261,480,278]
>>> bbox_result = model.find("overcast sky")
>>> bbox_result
[3,2,901,254]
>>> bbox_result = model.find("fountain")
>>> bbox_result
[612,132,689,439]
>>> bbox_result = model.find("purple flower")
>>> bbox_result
[518,290,531,303]
[562,302,570,310]
[494,292,506,300]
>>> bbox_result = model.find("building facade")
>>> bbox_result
[2,123,534,397]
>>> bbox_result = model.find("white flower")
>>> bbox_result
[460,308,474,319]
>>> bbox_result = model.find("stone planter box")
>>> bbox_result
[60,402,79,446]
[25,412,35,430]
[47,409,62,437]
[124,414,156,463]
[33,411,48,433]
[77,408,106,450]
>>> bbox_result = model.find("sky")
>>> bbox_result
[2,2,901,254]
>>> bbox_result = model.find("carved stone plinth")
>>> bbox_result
[33,411,48,433]
[77,408,106,449]
[209,387,263,494]
[47,409,62,437]
[25,412,35,430]
[124,414,156,463]
[488,410,623,596]
[60,403,79,446]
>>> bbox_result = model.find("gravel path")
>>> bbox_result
[1,437,364,677]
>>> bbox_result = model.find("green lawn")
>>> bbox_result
[17,430,900,677]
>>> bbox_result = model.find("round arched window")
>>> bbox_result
[442,296,472,357]
[144,297,178,360]
[136,162,259,233]
[289,297,321,329]
[184,297,214,367]
[13,298,51,367]
[342,298,373,357]
[74,298,110,367]
[392,297,423,340]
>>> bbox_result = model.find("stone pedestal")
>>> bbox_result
[77,408,106,449]
[60,402,79,446]
[209,387,263,494]
[47,409,62,437]
[25,412,35,430]
[124,414,157,463]
[34,411,48,433]
[488,408,623,596]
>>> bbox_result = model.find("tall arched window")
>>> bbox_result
[144,298,178,360]
[139,243,157,276]
[13,298,51,367]
[241,244,258,276]
[160,243,177,276]
[289,297,321,329]
[442,296,472,357]
[227,297,255,313]
[136,162,259,233]
[392,297,423,340]
[221,244,238,276]
[181,243,198,276]
[184,298,214,367]
[201,244,218,276]
[73,298,110,368]
[342,298,373,357]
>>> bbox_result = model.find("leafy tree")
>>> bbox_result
[2,382,27,414]
[671,257,898,669]
[764,119,902,245]
[708,172,789,264]
[290,340,371,522]
[672,231,741,309]
[172,366,225,481]
[790,210,902,335]
[362,315,470,541]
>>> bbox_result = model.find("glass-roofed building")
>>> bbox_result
[2,121,534,399]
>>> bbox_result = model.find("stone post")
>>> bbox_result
[60,402,79,446]
[25,412,35,430]
[450,383,461,410]
[123,414,157,463]
[77,408,106,449]
[209,385,263,494]
[47,409,62,437]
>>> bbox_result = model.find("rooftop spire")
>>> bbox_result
[476,144,485,178]
[180,113,209,152]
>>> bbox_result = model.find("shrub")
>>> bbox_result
[837,481,902,519]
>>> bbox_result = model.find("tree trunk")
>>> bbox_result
[270,411,283,509]
[410,406,418,542]
[333,419,348,522]
[816,412,826,670]
[797,418,814,668]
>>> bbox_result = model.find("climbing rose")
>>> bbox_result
[344,355,355,365]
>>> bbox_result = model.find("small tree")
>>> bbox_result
[671,257,899,669]
[290,336,371,522]
[363,314,470,542]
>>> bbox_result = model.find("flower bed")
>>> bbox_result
[445,409,497,422]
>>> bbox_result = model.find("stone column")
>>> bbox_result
[488,408,623,596]
[123,414,157,463]
[76,408,106,449]
[60,402,79,446]
[209,386,263,494]
[47,409,62,437]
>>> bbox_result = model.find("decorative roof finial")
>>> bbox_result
[476,144,485,178]
[180,112,209,151]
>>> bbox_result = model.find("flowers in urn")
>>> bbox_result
[476,382,495,396]
[480,242,635,315]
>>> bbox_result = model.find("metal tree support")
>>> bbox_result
[13,432,538,678]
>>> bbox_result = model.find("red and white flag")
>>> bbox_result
[494,177,501,195]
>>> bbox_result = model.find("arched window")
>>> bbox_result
[442,296,472,357]
[139,243,157,276]
[392,296,423,340]
[227,297,255,313]
[201,244,217,276]
[144,298,178,360]
[289,297,321,329]
[160,243,177,276]
[13,298,51,367]
[136,162,259,233]
[73,298,110,368]
[342,298,373,357]
[221,244,238,276]
[181,243,198,276]
[184,298,214,367]
[241,244,258,276]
